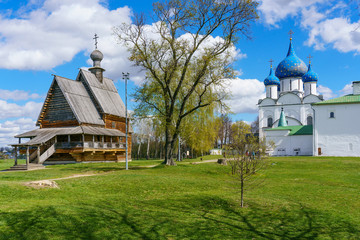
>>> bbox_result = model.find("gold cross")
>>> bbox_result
[288,30,294,40]
[269,59,274,68]
[93,33,99,49]
[307,54,313,64]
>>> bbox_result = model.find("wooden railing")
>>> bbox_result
[55,142,126,149]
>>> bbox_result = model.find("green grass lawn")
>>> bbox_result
[0,156,359,239]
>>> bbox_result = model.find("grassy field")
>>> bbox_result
[0,156,359,239]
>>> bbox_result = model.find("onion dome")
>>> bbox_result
[90,49,103,67]
[264,67,280,86]
[275,39,307,79]
[302,64,318,82]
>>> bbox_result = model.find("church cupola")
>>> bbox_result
[275,31,307,94]
[264,60,280,99]
[275,34,307,79]
[89,34,105,83]
[303,55,318,96]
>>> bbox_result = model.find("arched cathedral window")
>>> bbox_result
[267,117,273,127]
[307,116,313,125]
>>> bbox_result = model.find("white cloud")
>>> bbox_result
[0,0,135,80]
[0,89,42,101]
[305,17,360,53]
[0,118,36,146]
[225,78,265,114]
[0,1,245,86]
[0,100,43,119]
[259,0,360,55]
[317,84,336,100]
[259,0,325,26]
[339,83,353,95]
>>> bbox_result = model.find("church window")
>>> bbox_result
[307,116,313,125]
[290,80,292,90]
[349,143,353,151]
[267,117,273,127]
[112,121,116,129]
[330,112,335,118]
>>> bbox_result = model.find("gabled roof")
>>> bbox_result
[78,69,126,118]
[312,94,360,105]
[37,75,104,126]
[265,125,313,135]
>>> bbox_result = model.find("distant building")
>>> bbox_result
[260,34,360,157]
[258,35,322,156]
[12,48,132,166]
[312,82,360,156]
[210,148,222,155]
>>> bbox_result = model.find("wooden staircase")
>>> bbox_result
[7,164,46,171]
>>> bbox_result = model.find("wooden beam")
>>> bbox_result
[26,146,29,170]
[14,146,18,166]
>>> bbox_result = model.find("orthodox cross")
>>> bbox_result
[269,58,274,68]
[307,54,313,64]
[288,30,294,40]
[93,33,99,49]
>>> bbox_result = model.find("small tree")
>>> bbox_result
[227,121,269,208]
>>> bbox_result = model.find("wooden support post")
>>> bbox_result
[14,146,18,166]
[68,135,71,143]
[26,146,29,170]
[82,134,85,148]
[19,138,21,144]
[37,146,41,164]
[55,136,57,143]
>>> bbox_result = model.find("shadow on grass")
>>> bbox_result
[0,205,160,240]
[0,197,358,239]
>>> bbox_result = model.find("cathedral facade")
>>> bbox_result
[258,36,323,156]
[258,37,323,138]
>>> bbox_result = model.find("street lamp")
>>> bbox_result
[122,72,130,170]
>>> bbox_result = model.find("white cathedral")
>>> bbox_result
[259,36,360,157]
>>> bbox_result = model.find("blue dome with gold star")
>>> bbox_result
[302,64,318,82]
[264,67,280,86]
[275,40,307,79]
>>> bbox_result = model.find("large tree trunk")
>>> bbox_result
[164,123,176,165]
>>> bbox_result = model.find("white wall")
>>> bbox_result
[304,82,317,96]
[258,92,320,138]
[313,103,360,156]
[265,130,313,156]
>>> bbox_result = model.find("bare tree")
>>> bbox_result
[115,0,258,165]
[226,121,269,207]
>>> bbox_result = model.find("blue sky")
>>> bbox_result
[0,0,360,146]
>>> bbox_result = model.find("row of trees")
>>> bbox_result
[131,114,259,160]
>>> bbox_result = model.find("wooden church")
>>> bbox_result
[11,47,131,168]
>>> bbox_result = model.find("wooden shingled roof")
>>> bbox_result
[37,69,127,127]
[78,69,126,118]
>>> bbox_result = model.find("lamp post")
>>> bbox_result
[122,72,130,170]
